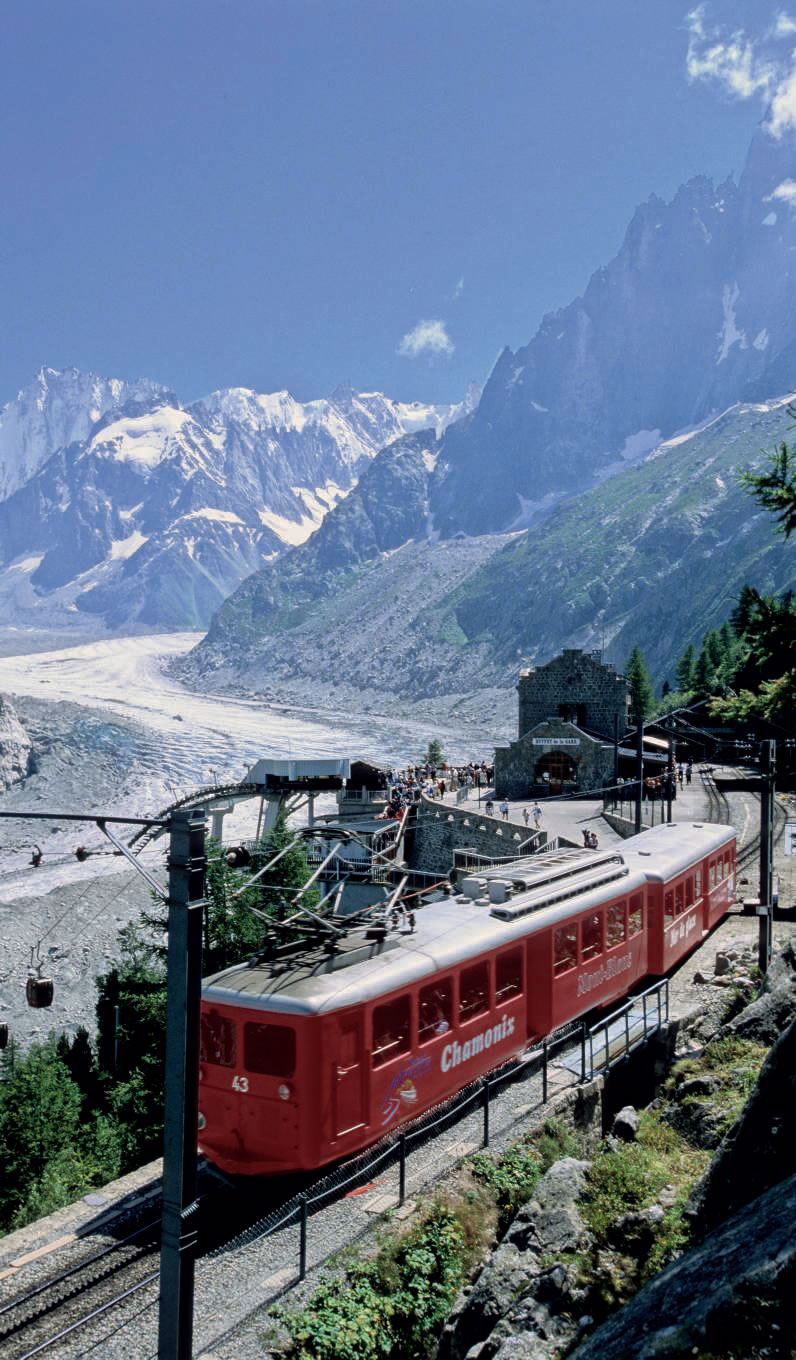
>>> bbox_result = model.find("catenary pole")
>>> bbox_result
[158,807,207,1360]
[758,741,775,975]
[635,719,644,835]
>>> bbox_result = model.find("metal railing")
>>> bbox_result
[581,979,669,1080]
[452,840,556,872]
[211,989,669,1285]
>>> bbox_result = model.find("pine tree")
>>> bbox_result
[202,836,265,976]
[424,738,444,766]
[0,1037,82,1228]
[740,436,796,538]
[705,629,724,670]
[625,646,654,721]
[254,813,319,920]
[693,646,718,699]
[675,643,697,693]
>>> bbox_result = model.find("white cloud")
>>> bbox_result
[685,4,796,135]
[397,319,454,359]
[772,12,796,37]
[769,66,796,134]
[452,277,464,300]
[770,176,796,205]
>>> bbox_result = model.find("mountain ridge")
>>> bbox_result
[0,369,473,635]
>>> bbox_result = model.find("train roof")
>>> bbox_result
[617,820,735,879]
[202,822,734,1019]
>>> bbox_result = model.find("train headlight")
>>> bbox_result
[198,1111,207,1130]
[278,1084,291,1102]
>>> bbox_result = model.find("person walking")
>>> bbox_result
[522,807,530,827]
[532,802,542,829]
[500,799,509,820]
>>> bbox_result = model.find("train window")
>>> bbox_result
[628,893,643,937]
[582,913,603,961]
[553,925,577,976]
[372,996,411,1067]
[685,877,694,908]
[675,883,684,915]
[496,950,523,1003]
[710,862,717,888]
[695,869,702,898]
[419,978,453,1042]
[244,1022,296,1078]
[664,890,674,919]
[200,1010,236,1067]
[459,962,490,1023]
[606,901,626,949]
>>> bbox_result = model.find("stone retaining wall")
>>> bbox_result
[412,796,543,875]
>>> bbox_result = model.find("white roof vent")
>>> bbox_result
[461,876,487,900]
[488,879,513,904]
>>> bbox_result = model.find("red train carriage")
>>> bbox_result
[620,822,736,975]
[198,822,736,1177]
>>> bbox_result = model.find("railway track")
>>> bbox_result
[0,1218,161,1360]
[700,765,786,875]
[0,1169,312,1360]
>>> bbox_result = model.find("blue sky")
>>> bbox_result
[2,1,794,408]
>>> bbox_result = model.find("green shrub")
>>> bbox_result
[469,1118,578,1230]
[469,1142,542,1229]
[276,1200,470,1360]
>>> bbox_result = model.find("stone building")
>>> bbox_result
[518,649,628,743]
[495,650,629,799]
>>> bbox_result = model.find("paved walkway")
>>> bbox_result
[447,774,711,851]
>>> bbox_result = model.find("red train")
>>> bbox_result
[198,821,736,1175]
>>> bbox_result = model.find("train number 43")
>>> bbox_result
[232,1075,249,1092]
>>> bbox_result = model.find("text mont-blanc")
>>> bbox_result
[576,952,632,997]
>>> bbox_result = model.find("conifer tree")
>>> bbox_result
[675,643,697,692]
[424,738,444,766]
[740,437,796,538]
[625,646,654,720]
[693,646,718,699]
[0,1038,82,1228]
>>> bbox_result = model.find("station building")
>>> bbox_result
[495,649,630,798]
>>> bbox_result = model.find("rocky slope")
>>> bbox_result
[437,939,796,1360]
[185,116,796,702]
[184,392,795,702]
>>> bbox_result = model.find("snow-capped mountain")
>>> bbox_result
[0,369,473,633]
[429,122,796,535]
[0,367,171,504]
[184,117,796,705]
[184,392,796,708]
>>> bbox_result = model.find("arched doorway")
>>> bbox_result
[535,751,578,794]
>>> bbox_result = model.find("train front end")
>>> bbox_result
[198,986,312,1176]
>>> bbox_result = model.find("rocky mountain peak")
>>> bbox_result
[427,122,796,538]
[0,366,169,502]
